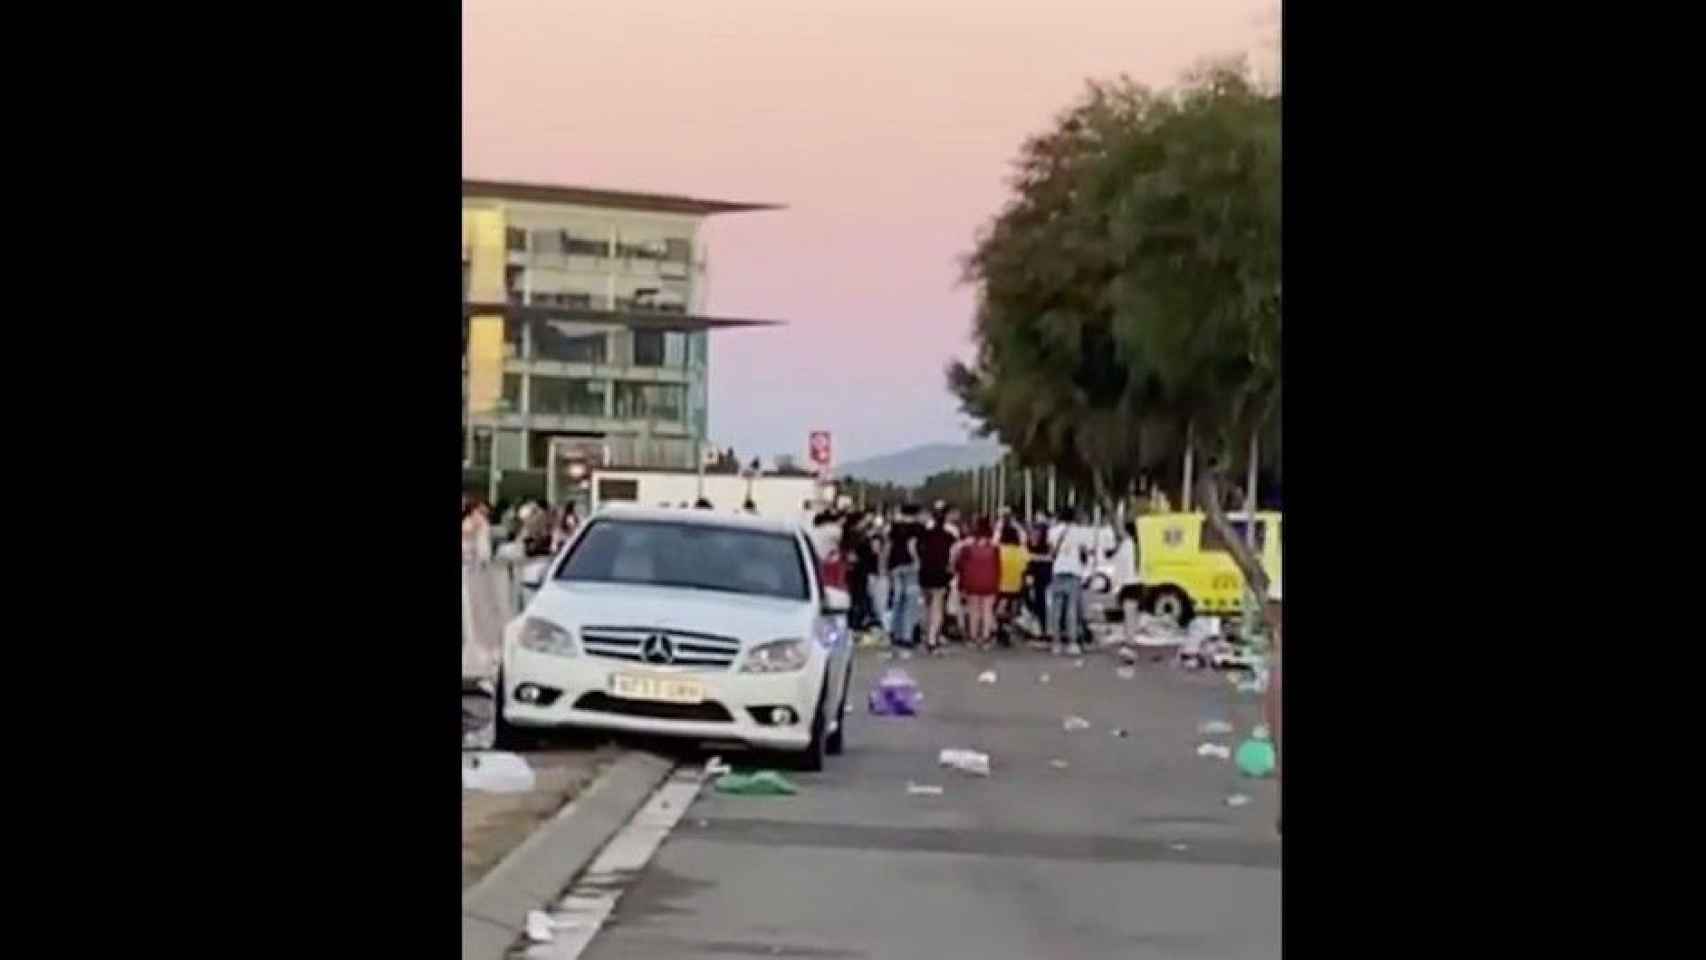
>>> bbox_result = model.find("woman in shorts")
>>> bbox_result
[954,517,1002,651]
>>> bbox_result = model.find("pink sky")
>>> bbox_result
[464,0,1275,465]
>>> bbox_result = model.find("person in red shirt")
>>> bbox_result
[954,516,1002,652]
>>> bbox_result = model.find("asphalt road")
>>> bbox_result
[578,645,1281,960]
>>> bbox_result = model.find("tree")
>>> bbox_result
[951,59,1280,595]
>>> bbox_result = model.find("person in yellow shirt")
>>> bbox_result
[995,526,1029,647]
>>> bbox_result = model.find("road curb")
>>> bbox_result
[463,750,676,960]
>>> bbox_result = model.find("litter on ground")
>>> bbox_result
[1115,666,1136,680]
[906,782,945,796]
[1197,719,1235,736]
[1225,793,1252,807]
[714,770,798,795]
[461,751,536,794]
[1109,727,1129,738]
[1038,673,1052,684]
[939,748,992,776]
[1196,742,1231,760]
[1235,738,1277,778]
[869,668,922,715]
[1063,715,1091,732]
[704,756,733,777]
[977,669,997,684]
[1049,758,1070,769]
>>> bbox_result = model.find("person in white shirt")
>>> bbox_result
[1045,507,1098,656]
[1107,519,1146,651]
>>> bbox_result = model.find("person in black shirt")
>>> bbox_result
[886,503,925,648]
[841,512,879,632]
[918,510,957,654]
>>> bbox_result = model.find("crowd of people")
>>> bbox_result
[809,500,1144,658]
[462,492,1153,662]
[460,494,581,565]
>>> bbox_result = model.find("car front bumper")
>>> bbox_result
[502,645,826,749]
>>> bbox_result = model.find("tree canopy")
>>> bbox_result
[949,60,1281,514]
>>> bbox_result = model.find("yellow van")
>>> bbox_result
[1135,511,1282,624]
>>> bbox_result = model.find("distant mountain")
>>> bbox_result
[836,443,1005,486]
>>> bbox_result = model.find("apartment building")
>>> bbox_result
[462,179,780,501]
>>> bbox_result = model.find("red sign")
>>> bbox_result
[808,431,832,469]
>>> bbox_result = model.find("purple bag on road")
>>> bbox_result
[868,669,921,716]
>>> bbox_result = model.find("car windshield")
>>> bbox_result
[555,518,809,601]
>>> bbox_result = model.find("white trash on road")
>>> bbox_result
[939,748,992,777]
[906,782,945,796]
[462,751,536,793]
[525,910,554,943]
[977,669,998,684]
[1196,743,1232,760]
[1062,716,1091,732]
[1197,719,1235,736]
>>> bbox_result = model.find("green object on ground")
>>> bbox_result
[1234,738,1276,778]
[714,770,798,796]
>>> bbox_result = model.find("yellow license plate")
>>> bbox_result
[610,673,704,704]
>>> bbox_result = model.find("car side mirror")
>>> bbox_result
[821,586,850,615]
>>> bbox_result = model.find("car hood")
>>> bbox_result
[528,580,815,643]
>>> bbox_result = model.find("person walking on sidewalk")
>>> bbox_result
[1045,506,1097,656]
[885,503,926,649]
[955,516,1002,651]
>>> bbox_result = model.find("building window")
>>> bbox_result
[505,265,525,305]
[533,321,608,364]
[472,432,494,468]
[613,382,686,423]
[564,232,610,257]
[502,374,523,412]
[531,377,609,418]
[633,329,666,367]
[503,316,524,358]
[616,238,667,260]
[505,227,527,252]
[664,238,691,263]
[598,478,639,503]
[532,291,596,309]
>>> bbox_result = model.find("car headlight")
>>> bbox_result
[518,617,577,657]
[741,638,809,673]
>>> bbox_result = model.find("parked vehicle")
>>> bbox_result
[1134,511,1283,626]
[496,506,856,770]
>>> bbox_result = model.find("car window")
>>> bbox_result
[556,519,810,601]
[1203,519,1267,553]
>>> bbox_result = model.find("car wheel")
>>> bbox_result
[790,673,830,772]
[826,659,853,756]
[1148,586,1195,627]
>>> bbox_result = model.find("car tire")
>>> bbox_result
[790,672,830,772]
[1148,586,1195,627]
[826,659,853,756]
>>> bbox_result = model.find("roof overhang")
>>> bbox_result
[462,179,783,217]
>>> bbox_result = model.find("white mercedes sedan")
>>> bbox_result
[495,506,856,770]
